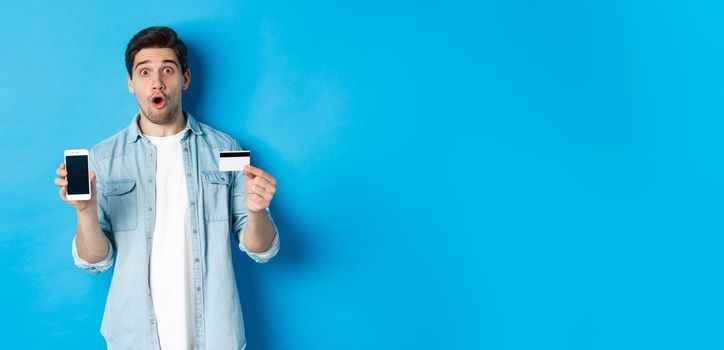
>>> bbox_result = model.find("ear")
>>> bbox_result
[127,74,135,94]
[182,68,191,91]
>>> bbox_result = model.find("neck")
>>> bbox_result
[138,109,186,137]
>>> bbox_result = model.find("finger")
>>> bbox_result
[248,184,271,200]
[56,167,67,177]
[246,195,262,211]
[247,192,265,205]
[243,166,276,186]
[55,177,68,187]
[248,193,269,209]
[59,186,68,201]
[249,177,276,196]
[246,177,274,196]
[246,173,277,190]
[89,172,97,195]
[245,181,269,197]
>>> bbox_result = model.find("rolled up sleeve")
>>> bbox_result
[71,234,114,275]
[238,209,280,264]
[229,139,281,264]
[71,148,115,275]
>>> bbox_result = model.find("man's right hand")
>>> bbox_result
[55,162,97,213]
[56,161,109,264]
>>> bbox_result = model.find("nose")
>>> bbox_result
[152,72,165,91]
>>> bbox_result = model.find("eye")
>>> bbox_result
[140,69,149,76]
[163,67,174,74]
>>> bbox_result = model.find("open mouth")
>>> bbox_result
[151,96,166,108]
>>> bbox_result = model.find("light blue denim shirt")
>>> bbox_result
[71,112,280,349]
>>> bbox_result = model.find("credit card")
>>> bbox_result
[219,151,250,171]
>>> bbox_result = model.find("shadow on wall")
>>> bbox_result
[183,34,311,350]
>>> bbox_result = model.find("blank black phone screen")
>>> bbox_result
[66,155,90,195]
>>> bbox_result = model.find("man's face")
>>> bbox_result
[127,48,190,125]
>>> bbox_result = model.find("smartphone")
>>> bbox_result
[64,149,91,201]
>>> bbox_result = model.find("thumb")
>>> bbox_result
[90,171,97,188]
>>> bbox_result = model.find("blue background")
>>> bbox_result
[1,0,723,349]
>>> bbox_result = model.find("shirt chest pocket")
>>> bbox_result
[105,179,138,232]
[201,170,231,222]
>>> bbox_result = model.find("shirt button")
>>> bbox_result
[187,173,192,177]
[190,201,195,206]
[194,258,199,263]
[148,179,152,183]
[193,229,197,234]
[196,287,201,292]
[148,207,153,211]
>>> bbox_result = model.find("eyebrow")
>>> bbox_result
[134,59,180,71]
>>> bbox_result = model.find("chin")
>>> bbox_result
[143,111,172,125]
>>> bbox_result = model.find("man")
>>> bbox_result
[53,26,280,349]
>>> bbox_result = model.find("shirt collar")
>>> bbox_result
[126,110,202,143]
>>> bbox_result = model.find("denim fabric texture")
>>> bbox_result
[71,112,280,349]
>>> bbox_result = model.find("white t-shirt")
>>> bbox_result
[147,129,195,349]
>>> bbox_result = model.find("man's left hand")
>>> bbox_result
[243,165,277,213]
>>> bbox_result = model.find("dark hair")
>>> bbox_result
[125,26,188,77]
